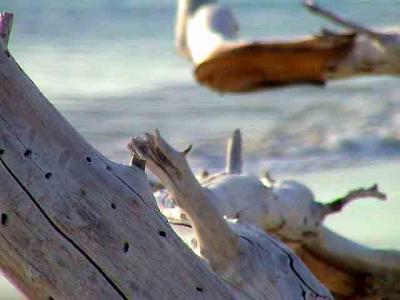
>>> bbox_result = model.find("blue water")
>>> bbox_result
[2,0,400,174]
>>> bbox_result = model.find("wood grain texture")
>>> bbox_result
[0,14,235,300]
[129,131,333,300]
[156,130,400,299]
[195,35,354,92]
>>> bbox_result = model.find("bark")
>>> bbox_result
[155,129,400,299]
[0,12,235,300]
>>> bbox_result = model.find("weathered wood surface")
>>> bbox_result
[154,130,400,299]
[129,131,333,299]
[194,35,353,92]
[175,0,400,93]
[0,12,236,300]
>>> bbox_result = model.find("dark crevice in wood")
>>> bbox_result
[169,221,192,228]
[239,235,255,246]
[1,213,8,226]
[111,203,116,210]
[123,243,129,253]
[23,149,32,157]
[196,286,203,293]
[86,156,92,163]
[303,231,317,238]
[0,116,49,175]
[154,147,182,180]
[301,288,307,299]
[267,235,325,297]
[0,115,149,219]
[159,231,167,238]
[45,172,52,179]
[0,158,128,300]
[130,156,145,171]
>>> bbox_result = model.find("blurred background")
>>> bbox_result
[0,0,399,298]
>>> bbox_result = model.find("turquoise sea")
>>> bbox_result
[2,0,400,173]
[0,1,399,298]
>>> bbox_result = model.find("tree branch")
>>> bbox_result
[303,0,381,39]
[129,131,240,269]
[322,184,386,216]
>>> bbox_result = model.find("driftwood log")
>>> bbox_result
[129,131,332,299]
[175,0,400,93]
[0,11,338,300]
[0,12,239,300]
[152,129,400,299]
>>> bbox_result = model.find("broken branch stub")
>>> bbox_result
[322,184,386,216]
[0,12,13,48]
[226,128,242,174]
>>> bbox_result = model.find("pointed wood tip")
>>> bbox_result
[226,129,242,174]
[0,12,13,48]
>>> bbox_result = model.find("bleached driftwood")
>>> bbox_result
[0,12,238,300]
[175,0,399,93]
[304,0,400,80]
[129,131,332,299]
[152,129,400,299]
[175,0,353,92]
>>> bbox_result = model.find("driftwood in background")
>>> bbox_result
[175,0,400,93]
[304,0,400,81]
[153,129,400,299]
[194,36,353,93]
[0,12,238,300]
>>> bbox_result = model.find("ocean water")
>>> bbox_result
[2,0,400,175]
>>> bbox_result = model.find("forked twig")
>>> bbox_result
[304,0,381,39]
[323,184,386,216]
